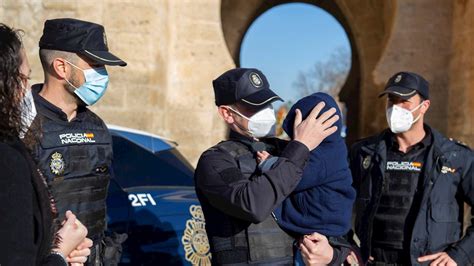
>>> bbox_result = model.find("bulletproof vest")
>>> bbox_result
[32,113,113,241]
[211,140,294,265]
[371,165,421,249]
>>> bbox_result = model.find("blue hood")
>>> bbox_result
[282,92,343,144]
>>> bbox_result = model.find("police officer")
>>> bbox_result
[350,72,474,265]
[26,18,126,265]
[195,68,345,265]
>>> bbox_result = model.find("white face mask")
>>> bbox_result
[19,86,37,139]
[386,102,423,134]
[229,105,277,138]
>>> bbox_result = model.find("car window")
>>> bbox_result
[111,135,194,187]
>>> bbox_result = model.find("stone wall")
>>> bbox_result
[1,0,473,165]
[1,0,232,165]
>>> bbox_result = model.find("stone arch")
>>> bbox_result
[220,0,396,144]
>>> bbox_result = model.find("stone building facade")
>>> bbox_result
[1,0,472,252]
[1,0,472,164]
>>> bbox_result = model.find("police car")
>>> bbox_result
[106,125,211,265]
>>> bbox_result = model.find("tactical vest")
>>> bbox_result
[32,113,113,241]
[371,169,420,249]
[211,140,294,265]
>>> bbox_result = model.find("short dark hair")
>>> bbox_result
[0,23,24,140]
[39,49,77,74]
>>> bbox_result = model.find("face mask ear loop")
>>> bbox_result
[411,101,424,124]
[225,107,254,137]
[63,60,84,90]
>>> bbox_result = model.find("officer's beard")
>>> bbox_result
[64,69,87,107]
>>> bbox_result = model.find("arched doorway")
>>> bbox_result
[220,0,396,144]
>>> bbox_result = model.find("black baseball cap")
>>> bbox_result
[379,71,429,100]
[39,18,126,66]
[213,68,283,107]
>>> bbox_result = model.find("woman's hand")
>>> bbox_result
[67,237,93,264]
[53,211,88,258]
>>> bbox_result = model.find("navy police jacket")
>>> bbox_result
[350,125,474,265]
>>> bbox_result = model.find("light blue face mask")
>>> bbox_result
[64,60,109,106]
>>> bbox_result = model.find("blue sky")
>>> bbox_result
[240,3,351,107]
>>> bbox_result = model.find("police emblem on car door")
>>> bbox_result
[182,205,211,265]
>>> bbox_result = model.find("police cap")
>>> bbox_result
[379,71,429,100]
[39,18,126,66]
[213,68,282,107]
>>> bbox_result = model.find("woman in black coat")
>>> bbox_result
[0,23,91,266]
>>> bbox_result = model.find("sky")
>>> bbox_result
[240,3,351,107]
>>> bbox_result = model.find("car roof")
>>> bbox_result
[107,124,177,153]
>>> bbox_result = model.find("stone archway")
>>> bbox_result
[220,0,397,145]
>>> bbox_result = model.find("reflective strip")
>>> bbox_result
[390,90,417,97]
[83,50,123,63]
[241,96,281,106]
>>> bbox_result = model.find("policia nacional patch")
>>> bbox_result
[49,152,65,176]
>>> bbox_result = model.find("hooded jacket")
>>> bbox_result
[272,92,356,236]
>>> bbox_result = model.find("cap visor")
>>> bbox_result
[378,86,417,100]
[80,50,127,66]
[240,88,283,107]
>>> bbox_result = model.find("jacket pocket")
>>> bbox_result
[429,203,461,247]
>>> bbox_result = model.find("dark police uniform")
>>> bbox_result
[350,125,474,265]
[195,131,310,265]
[30,18,127,265]
[195,68,312,265]
[29,84,113,264]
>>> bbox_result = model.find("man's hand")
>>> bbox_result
[299,232,334,266]
[418,252,457,266]
[256,151,270,164]
[293,102,339,151]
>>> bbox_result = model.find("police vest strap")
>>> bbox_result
[216,140,252,159]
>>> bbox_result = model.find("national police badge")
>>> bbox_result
[182,205,211,266]
[249,72,263,88]
[362,155,371,170]
[50,152,65,176]
[103,31,108,48]
[394,74,402,83]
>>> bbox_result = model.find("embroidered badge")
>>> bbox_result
[362,156,371,170]
[441,166,456,174]
[50,152,65,176]
[182,205,211,266]
[249,72,263,88]
[394,74,402,83]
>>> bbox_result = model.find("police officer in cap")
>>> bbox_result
[349,71,474,265]
[195,68,343,265]
[26,18,126,265]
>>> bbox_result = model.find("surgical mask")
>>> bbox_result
[229,105,276,138]
[64,60,109,106]
[19,86,37,139]
[386,102,423,133]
